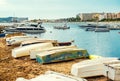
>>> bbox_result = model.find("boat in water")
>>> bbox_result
[54,23,70,29]
[80,23,108,29]
[4,22,46,33]
[94,28,110,32]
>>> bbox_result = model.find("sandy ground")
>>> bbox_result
[0,35,110,81]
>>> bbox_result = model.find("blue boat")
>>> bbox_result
[0,33,6,38]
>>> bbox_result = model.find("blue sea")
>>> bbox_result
[1,22,119,57]
[26,22,120,58]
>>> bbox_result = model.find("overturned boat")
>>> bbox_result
[104,61,120,81]
[16,71,87,81]
[71,57,119,78]
[30,45,77,59]
[20,39,58,47]
[36,47,89,64]
[6,36,37,46]
[12,43,53,58]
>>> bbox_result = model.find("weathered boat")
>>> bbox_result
[6,36,37,46]
[104,61,120,81]
[12,43,53,58]
[20,39,58,47]
[30,45,77,59]
[16,71,87,81]
[36,48,89,64]
[71,58,119,78]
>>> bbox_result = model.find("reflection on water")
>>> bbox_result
[27,22,120,57]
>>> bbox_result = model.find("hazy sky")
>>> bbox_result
[0,0,120,19]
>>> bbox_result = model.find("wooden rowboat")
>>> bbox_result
[30,45,77,59]
[12,43,53,58]
[6,36,37,46]
[36,48,89,64]
[20,39,58,47]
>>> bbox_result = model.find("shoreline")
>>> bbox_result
[0,35,108,81]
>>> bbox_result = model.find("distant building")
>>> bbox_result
[77,13,105,21]
[117,12,120,18]
[104,13,117,19]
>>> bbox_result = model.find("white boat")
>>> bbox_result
[6,36,38,46]
[94,28,110,32]
[30,45,77,59]
[4,23,46,33]
[104,61,120,81]
[12,43,53,58]
[16,71,87,81]
[54,23,70,29]
[71,58,119,78]
[20,39,58,47]
[36,47,89,64]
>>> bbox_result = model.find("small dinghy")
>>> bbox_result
[36,48,89,64]
[71,57,119,78]
[12,43,53,58]
[6,36,37,46]
[20,39,58,47]
[16,71,87,81]
[30,45,77,59]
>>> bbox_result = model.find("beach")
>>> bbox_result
[0,36,108,81]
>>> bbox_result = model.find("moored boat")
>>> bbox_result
[4,22,46,33]
[94,28,110,32]
[54,23,70,29]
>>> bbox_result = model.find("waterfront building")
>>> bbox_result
[117,12,120,18]
[77,13,105,21]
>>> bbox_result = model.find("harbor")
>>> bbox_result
[0,21,120,81]
[0,33,107,81]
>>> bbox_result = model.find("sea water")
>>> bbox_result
[2,22,120,57]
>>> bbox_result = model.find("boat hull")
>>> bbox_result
[12,43,53,58]
[71,58,119,78]
[36,48,89,64]
[104,61,120,81]
[30,45,77,59]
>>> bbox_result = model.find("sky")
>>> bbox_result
[0,0,120,19]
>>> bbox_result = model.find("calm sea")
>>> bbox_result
[27,22,120,58]
[1,22,120,57]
